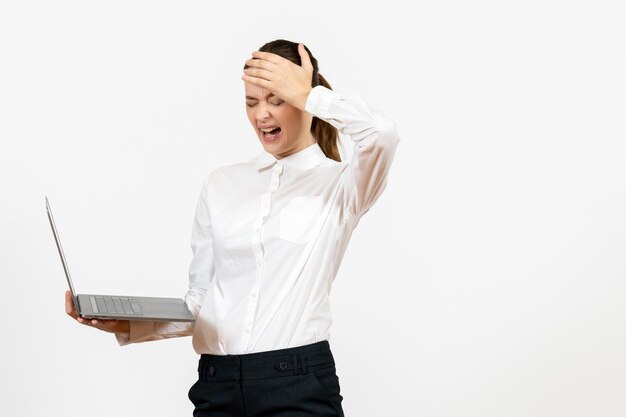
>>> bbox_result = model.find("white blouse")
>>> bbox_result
[115,84,401,354]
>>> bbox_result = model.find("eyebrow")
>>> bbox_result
[245,93,277,100]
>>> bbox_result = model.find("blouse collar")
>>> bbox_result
[254,142,327,171]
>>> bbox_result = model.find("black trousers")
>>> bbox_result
[188,340,345,416]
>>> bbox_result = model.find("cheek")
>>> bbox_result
[276,110,300,130]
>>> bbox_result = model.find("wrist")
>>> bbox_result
[297,86,313,111]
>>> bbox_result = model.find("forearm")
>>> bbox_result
[115,320,194,346]
[305,85,401,216]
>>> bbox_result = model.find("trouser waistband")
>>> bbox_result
[197,340,335,382]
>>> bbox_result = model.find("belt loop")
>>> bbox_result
[198,360,205,381]
[301,354,309,374]
[292,354,301,376]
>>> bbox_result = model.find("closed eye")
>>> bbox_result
[246,101,284,108]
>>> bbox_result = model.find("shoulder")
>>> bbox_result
[202,157,258,189]
[319,156,345,170]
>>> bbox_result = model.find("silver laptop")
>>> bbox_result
[46,196,195,322]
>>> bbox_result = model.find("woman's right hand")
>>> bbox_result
[65,290,130,334]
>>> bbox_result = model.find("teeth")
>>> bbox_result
[260,127,279,132]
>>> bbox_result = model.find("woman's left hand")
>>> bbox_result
[242,43,314,111]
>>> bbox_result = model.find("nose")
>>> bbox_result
[254,102,272,121]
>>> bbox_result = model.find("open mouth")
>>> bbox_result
[260,126,282,140]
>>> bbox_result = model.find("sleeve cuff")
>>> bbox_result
[114,320,157,346]
[305,85,335,118]
[115,331,130,346]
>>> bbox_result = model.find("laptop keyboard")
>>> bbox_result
[89,296,142,316]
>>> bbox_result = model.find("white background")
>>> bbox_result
[1,1,625,416]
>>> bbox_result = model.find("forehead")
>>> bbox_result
[244,82,275,99]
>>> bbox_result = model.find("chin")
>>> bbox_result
[259,133,285,149]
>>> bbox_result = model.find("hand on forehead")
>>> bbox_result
[242,44,313,110]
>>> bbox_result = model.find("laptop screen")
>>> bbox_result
[46,196,79,303]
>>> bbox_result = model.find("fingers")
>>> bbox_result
[298,43,313,70]
[247,43,313,70]
[242,46,312,111]
[65,290,78,319]
[65,291,95,326]
[65,291,126,333]
[86,319,128,334]
[243,66,273,82]
[77,316,118,331]
[87,319,117,330]
[64,290,71,313]
[248,45,311,70]
[250,50,281,64]
[245,57,276,70]
[241,73,270,88]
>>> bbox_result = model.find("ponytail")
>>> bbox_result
[311,73,341,162]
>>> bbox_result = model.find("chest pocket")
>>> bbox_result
[279,195,324,244]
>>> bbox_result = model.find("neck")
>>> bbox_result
[274,133,316,159]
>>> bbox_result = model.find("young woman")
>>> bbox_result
[65,39,401,416]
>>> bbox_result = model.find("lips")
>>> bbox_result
[259,125,280,131]
[261,127,282,143]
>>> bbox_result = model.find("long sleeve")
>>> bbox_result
[114,173,216,346]
[304,85,401,217]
